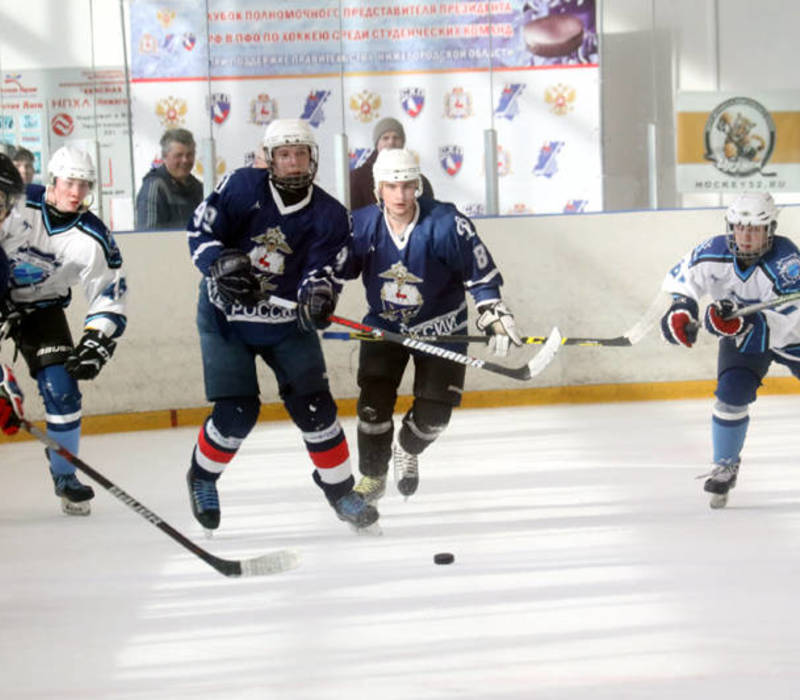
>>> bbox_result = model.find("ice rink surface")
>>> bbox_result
[3,396,800,699]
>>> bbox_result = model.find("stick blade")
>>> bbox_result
[238,548,301,577]
[525,326,561,379]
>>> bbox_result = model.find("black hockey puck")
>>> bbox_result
[434,552,455,565]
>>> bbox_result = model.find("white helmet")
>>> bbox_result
[48,146,96,187]
[262,119,318,190]
[372,148,422,203]
[725,191,778,263]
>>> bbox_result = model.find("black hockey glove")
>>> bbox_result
[209,249,261,306]
[0,296,22,343]
[298,278,337,331]
[65,329,117,381]
[0,363,24,436]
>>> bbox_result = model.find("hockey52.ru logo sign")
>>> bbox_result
[439,145,463,176]
[703,97,775,177]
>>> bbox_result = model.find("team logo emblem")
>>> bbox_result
[349,90,381,124]
[378,261,424,324]
[156,9,176,29]
[183,33,196,51]
[444,87,473,119]
[209,93,231,125]
[777,254,800,284]
[301,90,331,127]
[400,88,425,118]
[155,96,188,127]
[349,148,373,170]
[4,73,23,89]
[704,97,776,177]
[162,34,178,53]
[439,145,464,176]
[496,145,511,177]
[10,245,61,286]
[533,141,564,178]
[249,227,293,289]
[545,83,576,116]
[139,33,158,54]
[495,84,525,121]
[250,93,277,126]
[563,199,588,214]
[50,113,74,136]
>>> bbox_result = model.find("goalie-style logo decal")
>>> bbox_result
[250,227,292,291]
[378,261,424,324]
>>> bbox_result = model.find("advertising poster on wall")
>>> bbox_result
[127,0,601,219]
[676,91,800,194]
[0,68,134,229]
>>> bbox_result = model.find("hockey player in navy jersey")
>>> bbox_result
[661,191,800,507]
[344,148,523,504]
[185,118,378,533]
[0,146,128,515]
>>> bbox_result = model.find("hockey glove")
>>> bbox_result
[660,295,699,348]
[65,329,116,381]
[298,278,337,331]
[476,300,523,357]
[0,363,24,435]
[209,249,261,306]
[704,299,746,337]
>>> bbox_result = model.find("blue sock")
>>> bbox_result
[712,415,748,463]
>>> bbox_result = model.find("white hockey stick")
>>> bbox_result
[725,290,800,318]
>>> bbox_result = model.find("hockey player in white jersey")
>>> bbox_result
[344,148,523,504]
[0,146,128,515]
[661,191,800,507]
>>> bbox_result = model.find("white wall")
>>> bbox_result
[8,205,798,421]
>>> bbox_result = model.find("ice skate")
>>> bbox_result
[353,474,387,504]
[334,490,381,534]
[702,458,740,509]
[393,443,419,498]
[52,472,94,516]
[186,468,221,534]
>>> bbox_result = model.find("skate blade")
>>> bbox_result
[350,522,383,536]
[203,528,215,539]
[61,498,91,516]
[709,492,729,509]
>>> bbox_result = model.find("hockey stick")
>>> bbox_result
[266,294,561,380]
[20,420,300,578]
[323,331,634,347]
[724,290,800,318]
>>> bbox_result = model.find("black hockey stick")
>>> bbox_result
[322,330,634,347]
[327,314,562,380]
[20,420,300,578]
[264,294,561,380]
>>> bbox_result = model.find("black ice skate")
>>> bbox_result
[52,472,94,516]
[702,458,740,509]
[186,468,221,533]
[393,443,419,498]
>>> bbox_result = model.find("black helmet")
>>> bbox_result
[0,153,23,212]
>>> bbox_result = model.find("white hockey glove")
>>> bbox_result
[475,300,523,357]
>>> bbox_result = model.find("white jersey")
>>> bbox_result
[0,185,127,338]
[662,234,800,359]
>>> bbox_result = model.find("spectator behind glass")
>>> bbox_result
[349,116,433,211]
[135,128,203,230]
[12,146,35,184]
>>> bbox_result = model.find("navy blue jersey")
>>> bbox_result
[346,198,503,335]
[187,167,350,345]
